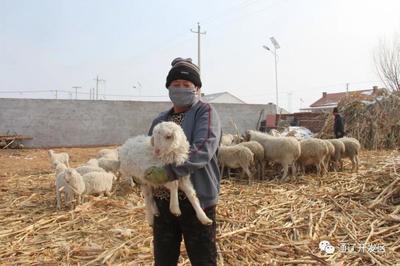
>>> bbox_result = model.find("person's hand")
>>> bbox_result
[144,166,169,184]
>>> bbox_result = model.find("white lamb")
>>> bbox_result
[48,150,70,168]
[244,130,301,180]
[118,121,212,226]
[64,169,116,205]
[54,163,73,210]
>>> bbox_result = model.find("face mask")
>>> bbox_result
[168,87,198,107]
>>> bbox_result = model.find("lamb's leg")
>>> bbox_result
[350,156,357,173]
[56,186,61,210]
[291,161,297,178]
[355,155,359,173]
[261,161,265,180]
[179,176,213,225]
[164,180,181,216]
[141,185,157,226]
[281,163,289,180]
[242,166,253,184]
[220,165,225,179]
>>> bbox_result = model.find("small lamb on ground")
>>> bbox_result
[340,137,361,172]
[48,149,70,168]
[218,144,254,183]
[237,141,265,180]
[118,121,212,226]
[54,163,73,210]
[63,169,116,205]
[244,130,301,180]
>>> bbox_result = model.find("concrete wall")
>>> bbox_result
[0,98,275,148]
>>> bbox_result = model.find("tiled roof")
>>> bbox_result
[310,89,374,107]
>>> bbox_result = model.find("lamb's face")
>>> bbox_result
[64,168,80,189]
[152,122,185,157]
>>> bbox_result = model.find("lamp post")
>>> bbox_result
[262,36,280,115]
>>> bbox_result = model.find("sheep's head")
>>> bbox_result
[151,121,189,165]
[55,163,67,176]
[64,168,85,194]
[243,130,252,141]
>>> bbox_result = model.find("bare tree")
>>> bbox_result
[374,35,400,92]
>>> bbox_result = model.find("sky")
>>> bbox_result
[1,0,400,112]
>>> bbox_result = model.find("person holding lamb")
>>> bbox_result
[145,57,222,266]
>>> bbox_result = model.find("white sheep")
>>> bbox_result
[297,138,329,176]
[340,137,361,172]
[85,158,99,167]
[96,148,118,160]
[118,121,212,226]
[64,169,116,205]
[327,139,346,171]
[220,134,234,146]
[75,165,106,175]
[218,144,254,183]
[54,163,73,210]
[48,150,70,168]
[244,130,301,180]
[97,157,120,174]
[238,141,265,180]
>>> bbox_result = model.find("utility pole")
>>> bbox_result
[72,86,81,100]
[346,82,349,93]
[190,22,206,71]
[93,75,106,100]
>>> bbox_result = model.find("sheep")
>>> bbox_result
[218,145,254,183]
[244,130,301,180]
[54,163,73,210]
[297,138,329,176]
[340,137,361,172]
[48,149,70,168]
[86,158,99,167]
[96,148,118,160]
[97,157,120,174]
[220,133,243,146]
[118,121,212,226]
[322,140,335,172]
[75,165,106,175]
[220,134,234,146]
[63,169,116,205]
[238,141,265,179]
[327,139,345,171]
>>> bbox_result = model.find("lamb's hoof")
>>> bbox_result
[199,216,213,225]
[170,209,181,217]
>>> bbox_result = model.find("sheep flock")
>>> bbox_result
[1,126,399,265]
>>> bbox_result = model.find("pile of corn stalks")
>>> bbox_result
[0,150,399,265]
[319,91,400,149]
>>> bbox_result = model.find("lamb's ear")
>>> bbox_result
[150,136,154,147]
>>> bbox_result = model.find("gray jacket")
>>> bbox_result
[148,100,222,208]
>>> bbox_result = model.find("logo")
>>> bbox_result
[319,240,335,254]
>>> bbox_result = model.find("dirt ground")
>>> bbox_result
[0,147,399,265]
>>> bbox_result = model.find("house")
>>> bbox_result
[301,86,382,113]
[201,92,246,104]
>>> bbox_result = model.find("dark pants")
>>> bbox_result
[153,197,217,266]
[335,131,344,139]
